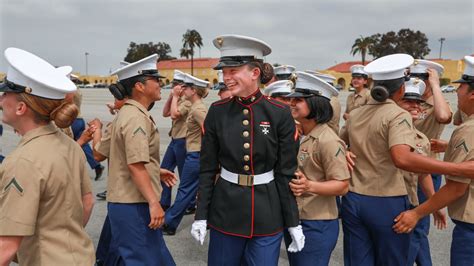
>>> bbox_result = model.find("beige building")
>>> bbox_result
[157,58,220,85]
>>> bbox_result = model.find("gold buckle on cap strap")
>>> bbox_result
[238,174,254,186]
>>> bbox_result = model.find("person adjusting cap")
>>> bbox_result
[183,74,209,88]
[453,55,474,84]
[410,59,444,78]
[286,71,338,100]
[0,47,76,99]
[364,53,414,81]
[212,34,272,70]
[263,80,293,97]
[404,78,426,102]
[173,70,186,83]
[350,64,368,78]
[111,53,164,81]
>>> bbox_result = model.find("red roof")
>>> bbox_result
[157,58,219,69]
[326,61,372,73]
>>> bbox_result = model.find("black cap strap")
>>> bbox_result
[219,56,258,65]
[462,74,474,82]
[295,88,321,96]
[409,73,429,80]
[0,78,28,93]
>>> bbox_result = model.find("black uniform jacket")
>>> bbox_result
[195,89,300,238]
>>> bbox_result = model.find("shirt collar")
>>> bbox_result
[367,97,397,106]
[306,123,328,141]
[237,88,263,105]
[19,123,58,147]
[125,99,155,125]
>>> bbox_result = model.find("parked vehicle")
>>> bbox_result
[441,85,456,93]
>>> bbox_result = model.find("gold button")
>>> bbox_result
[243,131,249,137]
[244,143,250,149]
[243,120,249,126]
[244,165,250,171]
[244,155,250,161]
[243,109,249,115]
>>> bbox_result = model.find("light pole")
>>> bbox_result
[438,38,445,59]
[85,52,89,76]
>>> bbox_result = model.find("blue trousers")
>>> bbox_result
[164,152,200,230]
[451,220,474,266]
[284,220,339,266]
[208,228,282,266]
[160,138,187,208]
[96,215,112,264]
[71,118,100,170]
[107,203,175,266]
[341,192,412,266]
[413,173,442,266]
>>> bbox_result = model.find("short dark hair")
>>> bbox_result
[120,75,147,96]
[305,96,333,124]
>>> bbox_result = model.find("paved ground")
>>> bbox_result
[3,89,459,265]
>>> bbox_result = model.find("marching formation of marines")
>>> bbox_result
[0,34,473,266]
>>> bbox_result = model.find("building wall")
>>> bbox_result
[159,68,219,85]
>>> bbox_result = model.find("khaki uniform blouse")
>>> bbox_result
[296,124,350,220]
[444,115,474,223]
[0,123,94,265]
[185,100,208,152]
[107,99,162,203]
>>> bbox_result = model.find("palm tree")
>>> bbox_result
[181,29,203,75]
[350,36,373,65]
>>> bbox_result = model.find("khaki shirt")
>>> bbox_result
[328,96,341,134]
[170,98,192,139]
[453,109,468,125]
[95,122,112,158]
[186,100,208,152]
[297,124,350,220]
[0,123,94,265]
[402,129,430,206]
[444,115,474,223]
[107,99,162,203]
[59,126,74,139]
[414,96,452,158]
[345,88,371,114]
[341,98,416,196]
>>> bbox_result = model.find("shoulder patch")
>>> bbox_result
[133,126,146,136]
[455,140,469,153]
[335,147,345,157]
[398,118,411,127]
[4,177,24,195]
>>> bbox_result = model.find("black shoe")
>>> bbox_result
[95,165,105,181]
[162,224,176,236]
[184,206,196,215]
[96,190,107,200]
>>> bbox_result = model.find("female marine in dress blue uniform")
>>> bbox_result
[191,35,305,265]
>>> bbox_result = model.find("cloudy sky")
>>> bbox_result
[1,0,472,75]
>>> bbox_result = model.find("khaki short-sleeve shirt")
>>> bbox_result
[0,123,94,265]
[346,98,416,196]
[170,98,192,139]
[402,129,430,206]
[186,100,208,152]
[297,124,350,220]
[453,109,468,125]
[107,99,162,203]
[444,115,474,223]
[414,96,452,158]
[345,88,371,114]
[95,122,112,158]
[328,96,341,134]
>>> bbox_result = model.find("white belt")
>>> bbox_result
[220,167,274,186]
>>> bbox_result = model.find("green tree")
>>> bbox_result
[180,29,203,75]
[368,29,430,59]
[124,41,174,63]
[350,35,374,65]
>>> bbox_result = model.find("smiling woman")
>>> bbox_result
[191,35,303,265]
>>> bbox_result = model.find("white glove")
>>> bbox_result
[190,220,207,245]
[287,225,305,252]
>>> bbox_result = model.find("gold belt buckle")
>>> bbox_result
[238,174,254,186]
